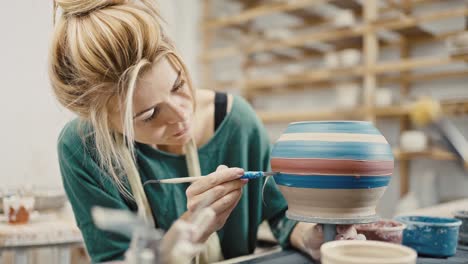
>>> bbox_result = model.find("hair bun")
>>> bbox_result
[56,0,125,16]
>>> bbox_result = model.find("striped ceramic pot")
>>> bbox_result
[271,121,394,223]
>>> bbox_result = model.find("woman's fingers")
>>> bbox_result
[307,224,324,249]
[216,165,228,171]
[209,186,244,214]
[336,225,358,240]
[187,179,246,212]
[212,188,244,228]
[186,167,244,197]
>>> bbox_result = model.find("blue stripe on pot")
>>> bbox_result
[285,121,381,135]
[273,174,391,189]
[271,140,394,160]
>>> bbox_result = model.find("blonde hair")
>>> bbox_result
[49,0,195,224]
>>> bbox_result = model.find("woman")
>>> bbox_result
[50,0,358,262]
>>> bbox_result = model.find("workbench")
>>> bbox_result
[219,198,468,264]
[0,212,83,264]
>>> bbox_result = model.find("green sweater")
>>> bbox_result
[58,95,297,263]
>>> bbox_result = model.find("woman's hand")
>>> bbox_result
[291,223,366,260]
[184,165,247,242]
[161,207,216,264]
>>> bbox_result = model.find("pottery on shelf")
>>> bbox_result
[395,215,462,257]
[355,219,406,244]
[321,240,417,264]
[271,121,394,223]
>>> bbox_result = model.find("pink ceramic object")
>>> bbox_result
[271,121,394,223]
[355,220,406,244]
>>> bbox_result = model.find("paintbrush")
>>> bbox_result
[143,171,278,186]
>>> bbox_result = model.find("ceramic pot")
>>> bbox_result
[355,219,406,244]
[321,240,417,264]
[454,211,468,248]
[395,215,462,257]
[271,121,394,223]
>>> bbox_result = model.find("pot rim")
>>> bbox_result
[395,215,462,227]
[321,240,417,264]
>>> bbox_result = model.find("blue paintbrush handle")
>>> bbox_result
[240,171,276,180]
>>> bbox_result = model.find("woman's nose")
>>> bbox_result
[165,101,186,124]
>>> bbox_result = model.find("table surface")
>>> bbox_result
[232,198,468,264]
[236,248,468,264]
[0,212,82,249]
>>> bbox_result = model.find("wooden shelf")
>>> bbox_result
[373,8,468,31]
[203,0,326,30]
[243,54,468,90]
[257,101,468,123]
[201,7,468,61]
[257,108,364,123]
[380,69,468,85]
[220,69,468,95]
[206,0,450,30]
[393,148,456,161]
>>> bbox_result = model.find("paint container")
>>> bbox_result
[321,240,417,264]
[355,219,406,244]
[454,210,468,249]
[395,215,462,257]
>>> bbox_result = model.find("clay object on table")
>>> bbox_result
[395,215,462,257]
[271,121,394,223]
[355,219,406,244]
[454,210,468,248]
[320,240,417,264]
[3,196,35,224]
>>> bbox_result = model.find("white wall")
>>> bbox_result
[0,1,71,190]
[0,1,201,191]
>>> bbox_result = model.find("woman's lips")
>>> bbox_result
[173,126,189,138]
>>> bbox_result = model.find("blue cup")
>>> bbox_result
[395,215,462,257]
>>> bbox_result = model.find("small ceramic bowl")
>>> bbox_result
[454,210,468,248]
[355,219,406,244]
[395,215,462,257]
[321,240,417,264]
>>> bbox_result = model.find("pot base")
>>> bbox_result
[286,210,379,224]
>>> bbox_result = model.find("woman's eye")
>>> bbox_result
[172,80,185,92]
[142,107,160,123]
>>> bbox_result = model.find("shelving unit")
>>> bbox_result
[200,0,468,198]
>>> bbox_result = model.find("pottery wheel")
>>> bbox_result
[286,211,380,242]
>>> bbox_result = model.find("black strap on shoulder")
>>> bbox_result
[214,92,228,131]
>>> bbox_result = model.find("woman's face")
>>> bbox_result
[110,58,194,146]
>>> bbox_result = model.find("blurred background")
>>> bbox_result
[0,0,467,263]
